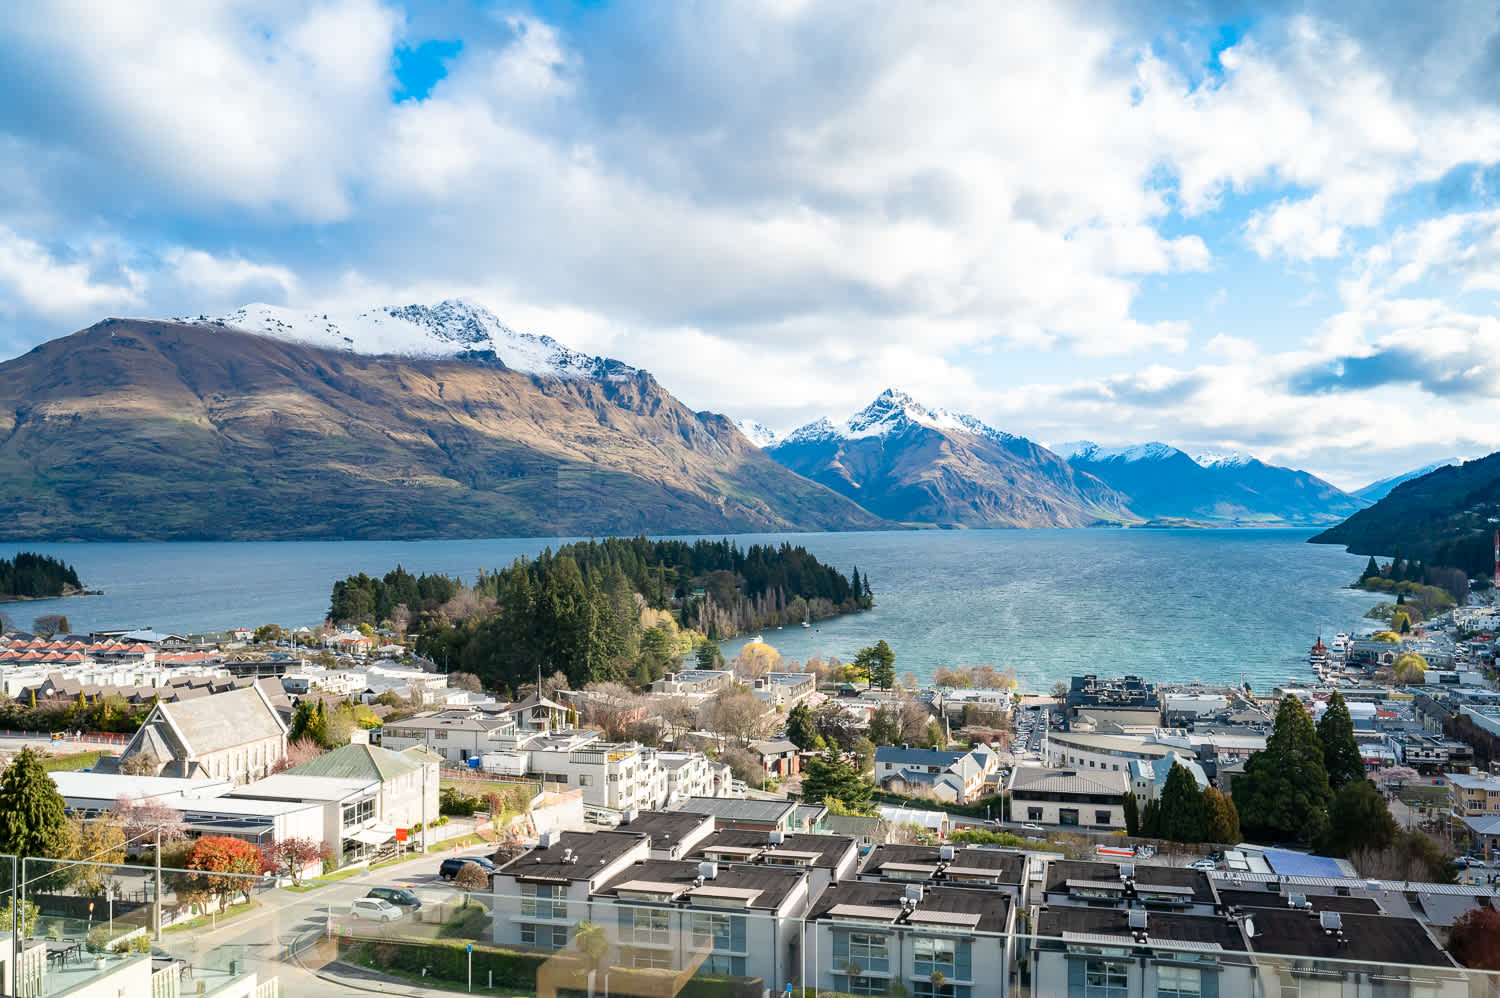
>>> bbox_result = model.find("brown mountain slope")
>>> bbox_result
[0,319,885,540]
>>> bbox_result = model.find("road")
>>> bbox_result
[155,842,504,997]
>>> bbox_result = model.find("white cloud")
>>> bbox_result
[163,249,299,301]
[0,228,142,319]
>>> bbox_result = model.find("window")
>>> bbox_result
[632,949,671,969]
[691,912,744,952]
[1157,966,1200,998]
[1083,959,1128,998]
[629,908,670,946]
[579,774,594,787]
[1095,810,1112,825]
[521,884,567,920]
[1284,975,1341,998]
[1059,808,1080,826]
[913,982,959,998]
[340,798,375,828]
[704,955,746,976]
[913,937,956,979]
[849,977,887,996]
[849,933,890,973]
[551,925,568,948]
[519,923,535,945]
[1028,807,1044,821]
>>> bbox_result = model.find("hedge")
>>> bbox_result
[349,939,545,989]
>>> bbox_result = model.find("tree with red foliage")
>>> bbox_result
[270,737,325,774]
[259,836,332,884]
[1448,906,1500,970]
[184,836,263,912]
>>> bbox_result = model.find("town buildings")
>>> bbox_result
[115,684,287,784]
[1007,765,1129,829]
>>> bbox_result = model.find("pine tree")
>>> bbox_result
[1232,695,1333,844]
[1359,556,1380,583]
[855,640,897,690]
[1122,791,1140,837]
[0,747,68,859]
[1320,779,1397,857]
[786,703,818,751]
[800,750,871,809]
[1158,761,1208,843]
[1316,690,1365,792]
[1140,798,1161,838]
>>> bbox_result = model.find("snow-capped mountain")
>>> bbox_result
[735,420,779,449]
[1353,458,1460,503]
[764,390,1136,528]
[1065,440,1365,525]
[183,299,635,380]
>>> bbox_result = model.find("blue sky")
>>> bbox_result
[3,1,1500,489]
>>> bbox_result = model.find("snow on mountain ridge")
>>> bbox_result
[781,388,1016,445]
[1062,440,1180,463]
[1194,450,1254,469]
[185,300,635,380]
[735,419,779,448]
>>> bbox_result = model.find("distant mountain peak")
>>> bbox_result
[735,419,779,448]
[1063,440,1179,463]
[1194,450,1254,469]
[183,299,635,381]
[782,388,1015,445]
[1353,458,1460,502]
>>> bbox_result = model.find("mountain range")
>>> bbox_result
[0,308,880,540]
[0,300,1394,540]
[1058,440,1367,526]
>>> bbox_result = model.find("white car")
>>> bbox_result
[1188,859,1218,872]
[1020,823,1044,832]
[350,898,403,922]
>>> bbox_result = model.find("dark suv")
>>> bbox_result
[439,856,496,881]
[366,886,422,909]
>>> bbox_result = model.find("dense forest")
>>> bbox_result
[0,553,84,601]
[327,537,873,694]
[1312,452,1500,577]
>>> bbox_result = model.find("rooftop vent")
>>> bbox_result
[769,830,785,845]
[904,884,925,903]
[1319,911,1343,934]
[1244,916,1256,939]
[1127,909,1148,931]
[699,862,718,881]
[538,830,555,849]
[1288,893,1307,909]
[1119,863,1135,879]
[939,845,955,861]
[562,848,573,863]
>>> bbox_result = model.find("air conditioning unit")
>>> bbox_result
[1119,863,1135,879]
[538,830,555,849]
[1319,911,1343,933]
[904,884,924,903]
[699,862,718,881]
[939,845,955,861]
[769,830,785,845]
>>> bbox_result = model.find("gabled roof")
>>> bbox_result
[285,742,423,782]
[874,746,964,767]
[157,685,285,757]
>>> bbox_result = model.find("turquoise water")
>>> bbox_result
[2,530,1377,691]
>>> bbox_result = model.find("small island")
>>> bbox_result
[0,552,94,602]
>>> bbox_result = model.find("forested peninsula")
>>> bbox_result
[0,553,88,602]
[327,537,873,694]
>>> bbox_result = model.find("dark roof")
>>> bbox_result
[808,880,1011,934]
[688,828,857,871]
[1044,860,1216,906]
[497,830,647,883]
[1035,906,1247,951]
[618,810,715,852]
[593,858,806,911]
[859,844,1026,888]
[1244,908,1456,967]
[675,797,798,823]
[1217,889,1383,915]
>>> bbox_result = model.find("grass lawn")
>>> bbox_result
[41,751,105,772]
[163,898,258,933]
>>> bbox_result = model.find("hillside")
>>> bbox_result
[1311,453,1500,575]
[0,318,884,540]
[765,390,1136,527]
[1062,441,1366,526]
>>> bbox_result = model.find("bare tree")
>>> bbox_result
[449,672,484,694]
[0,610,14,633]
[115,794,187,844]
[270,737,326,774]
[579,682,643,741]
[390,603,412,639]
[896,691,934,745]
[32,614,68,638]
[119,750,159,777]
[699,689,773,747]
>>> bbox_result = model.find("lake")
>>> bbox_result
[2,529,1377,692]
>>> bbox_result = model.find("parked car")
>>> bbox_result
[1020,823,1044,832]
[366,886,421,909]
[350,898,403,922]
[1188,859,1218,872]
[439,856,496,881]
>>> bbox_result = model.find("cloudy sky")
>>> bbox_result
[4,1,1500,489]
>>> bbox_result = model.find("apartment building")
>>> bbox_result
[378,708,517,762]
[1007,766,1129,829]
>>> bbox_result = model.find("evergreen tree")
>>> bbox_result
[287,700,315,742]
[1158,761,1208,843]
[695,639,722,671]
[1316,690,1365,792]
[1203,786,1241,844]
[800,750,871,809]
[786,703,818,751]
[1321,779,1398,857]
[1359,556,1380,583]
[1139,798,1161,838]
[1233,696,1333,844]
[0,747,67,859]
[867,708,900,746]
[1122,791,1140,837]
[855,640,897,690]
